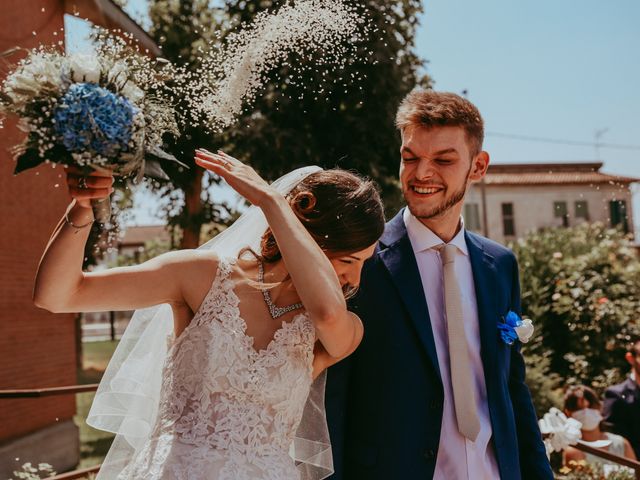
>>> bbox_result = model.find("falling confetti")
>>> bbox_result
[186,0,368,132]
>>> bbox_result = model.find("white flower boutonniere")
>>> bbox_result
[514,318,534,344]
[498,311,535,345]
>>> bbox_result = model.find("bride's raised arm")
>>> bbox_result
[195,150,366,361]
[33,167,200,314]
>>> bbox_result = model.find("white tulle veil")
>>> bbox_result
[87,165,334,479]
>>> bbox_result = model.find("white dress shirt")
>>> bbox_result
[403,208,500,480]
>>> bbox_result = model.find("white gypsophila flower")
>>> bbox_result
[7,72,39,93]
[514,318,534,343]
[71,151,111,169]
[188,0,366,131]
[68,53,102,84]
[107,61,143,102]
[4,55,61,102]
[121,83,145,103]
[4,53,63,107]
[107,60,128,85]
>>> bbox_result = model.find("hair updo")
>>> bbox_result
[259,169,385,262]
[563,385,601,413]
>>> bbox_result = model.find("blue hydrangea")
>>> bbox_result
[53,83,137,158]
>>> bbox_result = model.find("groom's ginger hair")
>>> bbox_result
[395,89,485,155]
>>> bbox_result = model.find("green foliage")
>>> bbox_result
[512,224,640,406]
[523,351,563,416]
[145,0,430,240]
[146,0,231,247]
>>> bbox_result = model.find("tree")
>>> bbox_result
[146,0,233,248]
[512,224,640,402]
[218,0,431,213]
[142,0,430,245]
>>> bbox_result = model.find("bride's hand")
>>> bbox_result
[64,165,114,209]
[194,149,278,207]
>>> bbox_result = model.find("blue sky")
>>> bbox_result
[418,0,640,172]
[417,0,640,233]
[66,0,640,231]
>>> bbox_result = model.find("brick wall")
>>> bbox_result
[0,0,78,444]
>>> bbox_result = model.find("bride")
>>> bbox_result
[33,150,385,480]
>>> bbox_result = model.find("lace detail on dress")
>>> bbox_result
[118,257,316,480]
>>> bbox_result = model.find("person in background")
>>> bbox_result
[603,339,640,459]
[563,385,636,467]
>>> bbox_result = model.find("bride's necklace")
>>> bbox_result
[258,261,304,319]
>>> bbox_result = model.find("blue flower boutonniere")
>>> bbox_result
[498,311,534,345]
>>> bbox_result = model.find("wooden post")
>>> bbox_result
[110,310,116,341]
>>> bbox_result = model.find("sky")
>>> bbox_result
[417,0,640,233]
[65,0,640,232]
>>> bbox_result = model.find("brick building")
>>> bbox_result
[463,162,638,245]
[0,1,159,477]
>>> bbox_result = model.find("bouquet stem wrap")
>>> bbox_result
[92,197,111,225]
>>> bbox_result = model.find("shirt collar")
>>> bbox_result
[403,208,469,256]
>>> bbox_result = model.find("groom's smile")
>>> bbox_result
[410,184,445,196]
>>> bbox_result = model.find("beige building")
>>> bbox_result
[463,162,638,245]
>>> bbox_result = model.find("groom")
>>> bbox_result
[326,90,553,479]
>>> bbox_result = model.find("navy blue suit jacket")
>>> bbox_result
[325,210,552,479]
[603,378,640,458]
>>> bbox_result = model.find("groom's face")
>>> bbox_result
[399,125,488,222]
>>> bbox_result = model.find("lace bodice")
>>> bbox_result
[118,257,316,480]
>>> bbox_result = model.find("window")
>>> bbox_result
[502,203,515,237]
[575,201,590,221]
[554,201,569,227]
[610,200,629,233]
[464,203,481,231]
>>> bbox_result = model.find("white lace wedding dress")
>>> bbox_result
[117,257,317,480]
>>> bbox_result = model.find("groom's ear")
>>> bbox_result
[468,151,490,182]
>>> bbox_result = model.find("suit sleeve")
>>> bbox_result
[325,352,352,480]
[507,254,554,480]
[325,290,363,479]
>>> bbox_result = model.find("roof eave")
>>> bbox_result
[64,0,162,57]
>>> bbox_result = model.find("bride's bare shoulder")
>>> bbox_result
[165,250,223,312]
[167,249,221,277]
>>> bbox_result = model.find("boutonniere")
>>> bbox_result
[498,311,534,345]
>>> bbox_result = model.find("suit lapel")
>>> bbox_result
[465,232,500,385]
[378,212,442,381]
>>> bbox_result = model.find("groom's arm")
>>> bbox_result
[507,254,554,480]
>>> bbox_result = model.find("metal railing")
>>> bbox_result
[0,384,98,398]
[573,441,640,479]
[47,465,101,480]
[3,385,640,479]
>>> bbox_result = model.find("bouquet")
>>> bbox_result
[0,30,186,223]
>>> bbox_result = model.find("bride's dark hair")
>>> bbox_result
[259,169,385,262]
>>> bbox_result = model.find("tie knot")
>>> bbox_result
[438,243,457,265]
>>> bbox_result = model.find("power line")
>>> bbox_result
[486,132,640,151]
